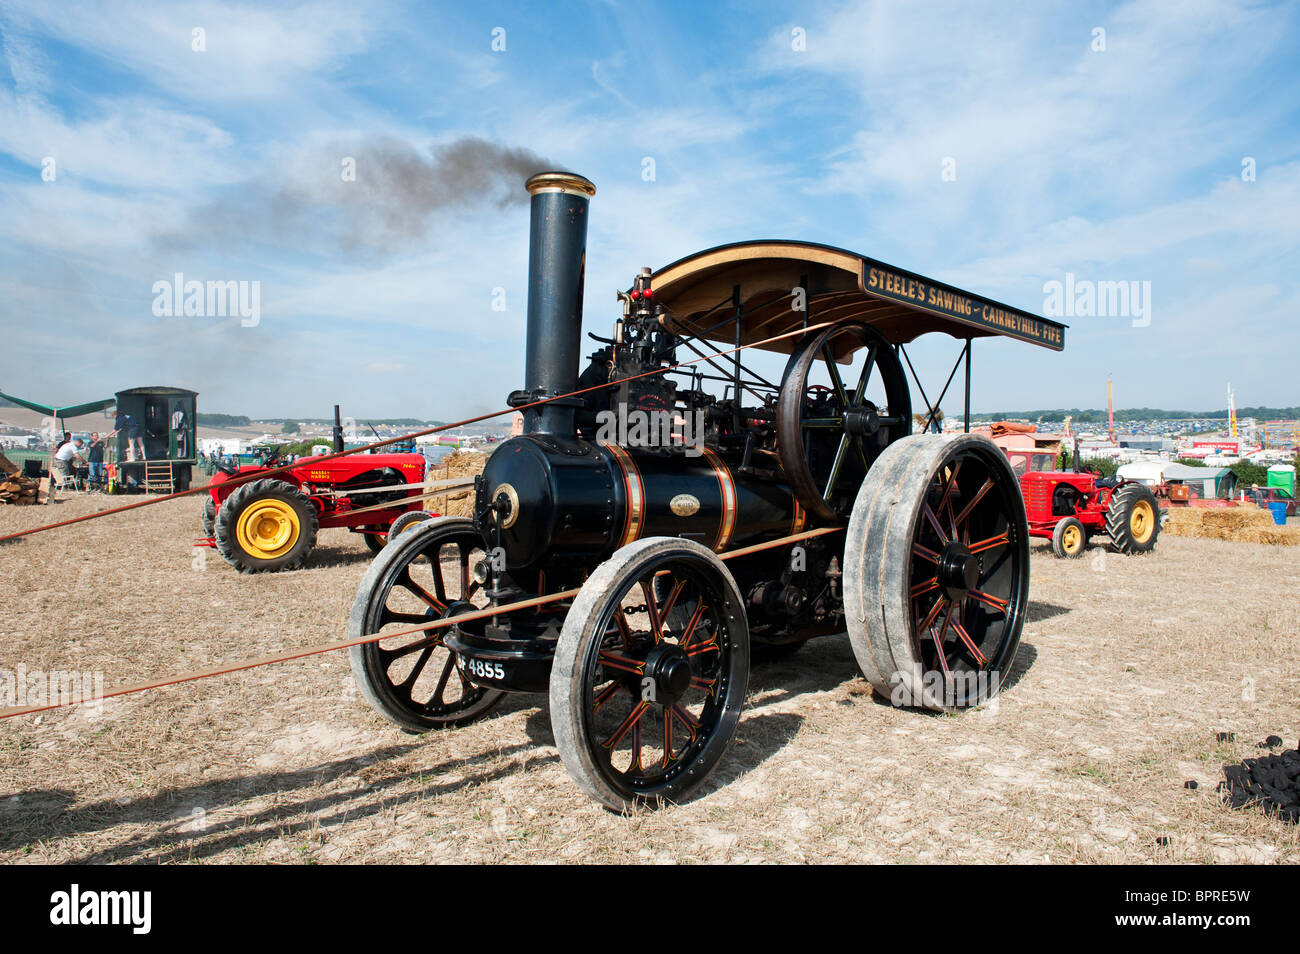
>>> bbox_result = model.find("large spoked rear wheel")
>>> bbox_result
[843,434,1029,710]
[349,516,505,732]
[776,321,911,522]
[550,537,750,812]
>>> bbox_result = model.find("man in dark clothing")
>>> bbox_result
[115,410,146,461]
[86,431,106,489]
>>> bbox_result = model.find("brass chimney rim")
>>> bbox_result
[525,171,596,197]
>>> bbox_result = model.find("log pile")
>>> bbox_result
[0,453,46,505]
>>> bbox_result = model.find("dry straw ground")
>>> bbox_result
[1,486,1297,864]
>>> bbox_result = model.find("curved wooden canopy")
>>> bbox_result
[651,241,1065,360]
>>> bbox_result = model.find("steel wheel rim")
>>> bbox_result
[1062,524,1082,553]
[579,554,741,795]
[363,527,491,719]
[236,500,298,557]
[1131,500,1153,543]
[907,445,1027,697]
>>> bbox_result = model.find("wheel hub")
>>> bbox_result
[642,643,692,704]
[236,500,298,556]
[842,403,880,438]
[938,543,981,601]
[443,598,481,635]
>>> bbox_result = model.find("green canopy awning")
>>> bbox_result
[0,391,116,419]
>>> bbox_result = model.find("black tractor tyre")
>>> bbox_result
[201,494,216,537]
[214,478,319,574]
[362,527,387,554]
[384,510,433,545]
[1105,482,1160,554]
[1050,516,1087,558]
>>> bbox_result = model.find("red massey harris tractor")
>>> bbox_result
[199,444,429,573]
[998,445,1161,558]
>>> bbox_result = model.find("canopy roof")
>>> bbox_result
[0,390,116,419]
[1162,463,1232,481]
[116,386,197,398]
[651,241,1066,360]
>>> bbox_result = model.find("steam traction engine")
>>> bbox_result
[348,172,1067,811]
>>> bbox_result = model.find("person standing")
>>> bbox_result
[170,403,189,459]
[115,410,146,461]
[86,431,107,489]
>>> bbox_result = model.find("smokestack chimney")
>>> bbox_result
[519,171,596,436]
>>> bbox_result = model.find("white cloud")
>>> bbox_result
[0,0,383,101]
[0,90,238,190]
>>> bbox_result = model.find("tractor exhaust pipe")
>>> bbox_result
[516,171,596,437]
[333,405,344,453]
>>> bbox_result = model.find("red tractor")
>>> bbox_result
[199,442,429,573]
[985,429,1161,559]
[1019,466,1160,558]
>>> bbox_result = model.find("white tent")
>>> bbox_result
[1117,461,1164,486]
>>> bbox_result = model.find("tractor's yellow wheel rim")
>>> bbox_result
[236,499,300,558]
[1062,524,1082,554]
[1130,500,1154,543]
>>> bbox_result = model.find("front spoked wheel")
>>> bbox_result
[550,537,749,812]
[349,516,505,732]
[844,434,1029,710]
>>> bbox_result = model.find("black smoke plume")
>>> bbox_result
[154,136,556,256]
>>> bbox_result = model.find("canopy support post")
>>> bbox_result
[901,342,968,434]
[732,284,742,432]
[963,338,972,433]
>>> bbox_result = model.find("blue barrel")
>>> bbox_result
[1267,501,1288,525]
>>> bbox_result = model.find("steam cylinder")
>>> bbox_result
[521,172,596,436]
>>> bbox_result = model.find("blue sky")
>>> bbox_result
[1,0,1297,421]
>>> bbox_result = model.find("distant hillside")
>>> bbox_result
[200,413,447,427]
[196,413,252,427]
[971,407,1300,423]
[260,418,446,427]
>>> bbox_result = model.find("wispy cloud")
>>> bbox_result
[0,0,1296,418]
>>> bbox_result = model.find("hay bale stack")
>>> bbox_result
[1164,503,1299,546]
[428,450,486,518]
